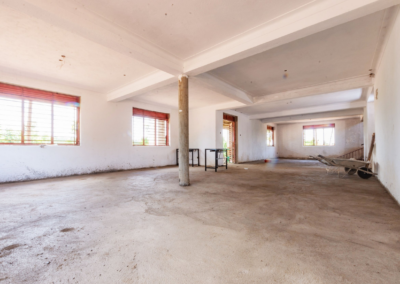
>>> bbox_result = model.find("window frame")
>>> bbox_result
[132,107,170,146]
[302,124,335,147]
[266,125,274,147]
[0,82,80,146]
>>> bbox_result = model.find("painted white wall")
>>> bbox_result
[0,74,178,183]
[276,118,363,158]
[373,10,400,203]
[189,104,277,166]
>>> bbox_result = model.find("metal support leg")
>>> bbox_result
[205,150,207,171]
[197,150,200,166]
[226,149,228,169]
[215,150,218,172]
[176,149,179,166]
[192,150,194,167]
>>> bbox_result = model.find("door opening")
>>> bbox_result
[223,113,237,163]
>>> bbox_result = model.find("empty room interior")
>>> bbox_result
[1,0,400,283]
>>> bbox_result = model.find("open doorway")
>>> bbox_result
[223,113,237,163]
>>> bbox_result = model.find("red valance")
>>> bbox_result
[303,124,335,129]
[0,82,80,105]
[132,107,169,120]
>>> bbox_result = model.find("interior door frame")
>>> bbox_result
[223,113,238,164]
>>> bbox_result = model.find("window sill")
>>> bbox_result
[303,145,335,147]
[0,144,79,146]
[132,145,170,147]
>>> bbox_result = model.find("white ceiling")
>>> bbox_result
[69,0,313,60]
[270,115,362,125]
[0,0,395,117]
[209,11,386,97]
[0,5,156,93]
[235,89,363,115]
[132,80,235,109]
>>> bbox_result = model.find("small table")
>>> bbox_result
[176,148,200,167]
[205,148,228,172]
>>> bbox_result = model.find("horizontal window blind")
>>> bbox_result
[0,82,80,145]
[303,124,335,130]
[132,108,169,146]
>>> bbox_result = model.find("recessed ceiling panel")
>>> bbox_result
[0,6,157,93]
[133,81,234,109]
[235,89,363,115]
[69,0,313,59]
[209,11,385,97]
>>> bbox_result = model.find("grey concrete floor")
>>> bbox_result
[1,160,400,284]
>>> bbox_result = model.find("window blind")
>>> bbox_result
[132,108,169,146]
[0,82,80,145]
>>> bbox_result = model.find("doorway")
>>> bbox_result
[223,113,237,163]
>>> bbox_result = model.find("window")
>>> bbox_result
[303,124,335,146]
[0,82,80,145]
[132,108,169,146]
[267,125,274,146]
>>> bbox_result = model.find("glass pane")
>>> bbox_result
[132,116,144,145]
[324,127,335,146]
[266,129,272,146]
[223,129,229,148]
[156,119,167,146]
[144,117,155,146]
[303,129,314,146]
[316,128,324,146]
[24,100,52,144]
[0,97,22,143]
[54,104,77,144]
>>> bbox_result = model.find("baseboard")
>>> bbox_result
[376,177,400,208]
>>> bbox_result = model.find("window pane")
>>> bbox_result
[303,129,314,146]
[144,117,155,146]
[316,128,324,146]
[156,119,167,146]
[266,129,273,146]
[24,100,52,144]
[54,104,77,144]
[132,116,144,145]
[0,97,22,143]
[223,129,229,148]
[324,127,335,146]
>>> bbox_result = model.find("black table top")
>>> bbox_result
[176,148,199,151]
[205,148,228,151]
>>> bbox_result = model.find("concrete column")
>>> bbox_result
[179,75,190,186]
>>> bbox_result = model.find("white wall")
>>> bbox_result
[189,104,277,165]
[0,74,178,183]
[373,9,400,203]
[276,118,363,158]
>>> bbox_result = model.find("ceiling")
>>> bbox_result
[69,0,313,60]
[235,89,363,115]
[133,80,235,109]
[0,0,395,119]
[209,11,385,97]
[0,5,157,93]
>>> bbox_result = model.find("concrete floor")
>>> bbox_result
[1,160,400,284]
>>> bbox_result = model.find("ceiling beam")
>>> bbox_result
[250,101,367,120]
[184,0,400,76]
[252,76,373,105]
[1,0,183,76]
[107,71,176,102]
[261,108,364,124]
[191,74,254,105]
